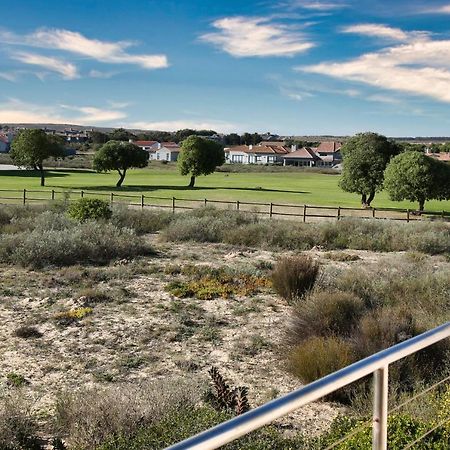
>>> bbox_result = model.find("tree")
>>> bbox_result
[109,128,136,142]
[10,128,65,186]
[90,130,109,144]
[339,132,400,207]
[177,135,225,188]
[384,151,450,211]
[224,133,241,145]
[93,141,149,187]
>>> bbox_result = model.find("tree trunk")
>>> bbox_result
[38,164,45,187]
[188,175,195,188]
[361,193,367,207]
[418,198,425,211]
[116,169,126,187]
[366,191,375,207]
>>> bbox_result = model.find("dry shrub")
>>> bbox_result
[271,255,319,303]
[289,291,365,343]
[54,378,202,449]
[289,336,355,383]
[0,393,41,450]
[13,325,43,339]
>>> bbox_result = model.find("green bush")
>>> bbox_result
[68,198,112,222]
[111,206,174,234]
[289,291,365,343]
[271,255,319,303]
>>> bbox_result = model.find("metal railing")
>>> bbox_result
[0,188,449,223]
[166,322,450,450]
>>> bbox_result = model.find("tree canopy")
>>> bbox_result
[93,140,149,187]
[10,128,65,186]
[177,135,225,188]
[109,128,137,142]
[384,151,450,211]
[339,132,400,206]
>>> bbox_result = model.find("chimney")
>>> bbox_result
[291,144,297,152]
[249,144,253,150]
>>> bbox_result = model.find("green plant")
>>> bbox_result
[68,198,112,222]
[271,255,319,303]
[6,373,29,388]
[53,307,93,326]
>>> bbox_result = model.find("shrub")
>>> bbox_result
[0,393,42,450]
[6,373,29,388]
[288,336,356,384]
[111,205,174,234]
[13,325,43,339]
[0,221,152,268]
[53,307,93,326]
[289,291,365,343]
[77,288,112,305]
[68,198,112,222]
[54,379,201,449]
[271,255,319,303]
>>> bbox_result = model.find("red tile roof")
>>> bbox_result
[428,152,450,162]
[317,141,342,153]
[229,145,289,155]
[134,140,158,146]
[283,147,320,160]
[161,142,178,148]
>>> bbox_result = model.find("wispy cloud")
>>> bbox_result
[420,4,450,14]
[11,52,79,79]
[299,27,450,103]
[131,119,237,133]
[0,27,169,72]
[280,1,348,11]
[341,23,422,42]
[0,98,127,125]
[200,16,314,57]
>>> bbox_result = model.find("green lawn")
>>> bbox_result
[0,167,449,212]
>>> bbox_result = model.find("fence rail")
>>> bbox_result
[0,188,449,223]
[165,322,450,450]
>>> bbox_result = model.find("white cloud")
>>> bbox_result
[11,52,79,79]
[300,30,450,103]
[0,72,18,82]
[88,69,115,79]
[200,16,315,57]
[0,99,126,125]
[0,28,169,70]
[131,120,237,133]
[280,1,347,11]
[421,4,450,14]
[341,24,412,41]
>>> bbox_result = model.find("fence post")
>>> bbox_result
[141,194,145,209]
[204,198,207,207]
[110,192,114,205]
[372,208,376,219]
[269,203,273,218]
[406,209,410,223]
[372,366,388,450]
[337,206,341,221]
[236,200,240,211]
[303,205,307,223]
[23,189,26,205]
[51,189,55,201]
[81,190,84,198]
[172,197,176,213]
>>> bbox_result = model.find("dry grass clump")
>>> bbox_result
[54,378,202,449]
[13,325,43,339]
[271,255,319,303]
[111,205,174,234]
[0,393,41,450]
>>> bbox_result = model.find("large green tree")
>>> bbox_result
[93,140,149,187]
[178,135,225,188]
[339,132,400,207]
[109,128,136,142]
[384,151,450,211]
[10,128,65,186]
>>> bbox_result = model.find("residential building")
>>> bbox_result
[283,147,322,166]
[132,140,160,152]
[155,142,181,162]
[314,141,342,167]
[226,144,289,164]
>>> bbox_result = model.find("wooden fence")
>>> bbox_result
[0,188,449,223]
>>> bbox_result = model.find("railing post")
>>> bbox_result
[172,196,175,213]
[110,192,114,205]
[337,206,341,221]
[81,190,84,198]
[204,198,207,207]
[269,202,273,218]
[372,208,376,219]
[23,189,26,205]
[303,205,307,223]
[406,209,410,223]
[51,189,55,201]
[141,194,144,209]
[236,200,240,211]
[372,365,388,450]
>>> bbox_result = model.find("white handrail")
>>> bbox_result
[166,322,450,450]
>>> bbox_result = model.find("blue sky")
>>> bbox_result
[2,0,450,136]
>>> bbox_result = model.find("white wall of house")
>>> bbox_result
[156,147,180,162]
[228,150,249,164]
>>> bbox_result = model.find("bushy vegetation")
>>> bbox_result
[271,255,319,303]
[68,198,112,222]
[0,218,151,268]
[110,205,174,234]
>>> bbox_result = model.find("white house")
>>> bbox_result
[132,140,160,152]
[154,142,181,162]
[282,147,322,166]
[314,141,342,167]
[226,144,289,164]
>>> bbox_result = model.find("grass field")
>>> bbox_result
[0,166,449,212]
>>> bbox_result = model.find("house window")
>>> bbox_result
[232,155,243,163]
[166,153,170,161]
[157,153,160,160]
